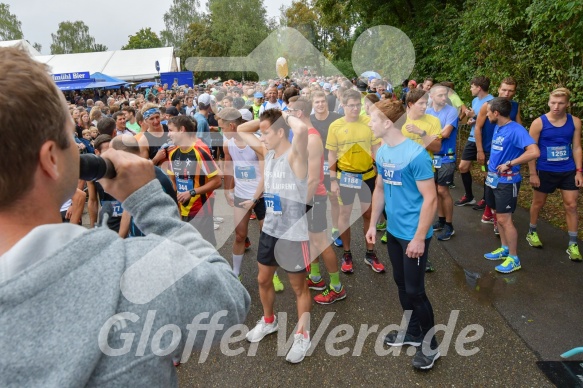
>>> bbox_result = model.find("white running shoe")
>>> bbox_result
[214,223,220,230]
[246,317,278,343]
[285,333,311,363]
[213,216,224,223]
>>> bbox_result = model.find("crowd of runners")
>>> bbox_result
[59,70,582,370]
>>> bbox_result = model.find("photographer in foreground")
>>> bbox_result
[0,47,250,387]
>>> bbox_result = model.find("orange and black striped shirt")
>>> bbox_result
[167,144,219,217]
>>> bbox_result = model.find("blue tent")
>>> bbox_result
[56,79,96,91]
[136,81,157,88]
[90,72,128,89]
[56,78,127,91]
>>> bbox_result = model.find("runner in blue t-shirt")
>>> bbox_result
[482,98,539,273]
[426,84,459,241]
[526,88,582,261]
[365,99,440,370]
[474,78,521,233]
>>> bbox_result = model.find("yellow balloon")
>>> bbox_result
[276,57,288,78]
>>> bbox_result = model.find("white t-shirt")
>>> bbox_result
[259,101,283,115]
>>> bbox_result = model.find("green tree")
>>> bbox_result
[32,42,42,53]
[0,3,23,40]
[160,0,201,48]
[122,28,163,50]
[92,43,108,52]
[50,21,107,54]
[281,0,325,73]
[207,0,269,57]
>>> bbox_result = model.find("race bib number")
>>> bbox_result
[264,193,282,215]
[432,155,442,169]
[381,163,402,186]
[547,146,569,162]
[176,177,194,193]
[101,200,123,217]
[323,161,330,176]
[485,172,499,189]
[339,172,363,189]
[111,201,123,217]
[235,166,256,181]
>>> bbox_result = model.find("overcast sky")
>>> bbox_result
[6,0,292,55]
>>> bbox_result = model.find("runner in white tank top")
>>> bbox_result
[218,108,266,280]
[237,109,313,364]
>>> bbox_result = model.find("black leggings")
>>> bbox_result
[386,232,437,348]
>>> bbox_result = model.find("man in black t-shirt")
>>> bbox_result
[87,135,123,232]
[310,91,343,246]
[110,135,178,238]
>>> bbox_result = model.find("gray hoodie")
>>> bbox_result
[0,179,250,387]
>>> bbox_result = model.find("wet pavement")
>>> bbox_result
[82,176,581,386]
[175,178,576,386]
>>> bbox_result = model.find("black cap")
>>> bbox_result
[166,106,179,116]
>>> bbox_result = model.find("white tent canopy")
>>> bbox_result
[34,47,178,81]
[0,39,41,56]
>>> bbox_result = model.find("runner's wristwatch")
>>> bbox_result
[189,189,197,197]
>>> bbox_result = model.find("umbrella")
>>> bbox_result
[361,71,381,79]
[136,81,157,88]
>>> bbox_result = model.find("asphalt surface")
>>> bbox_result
[171,175,583,387]
[82,175,581,386]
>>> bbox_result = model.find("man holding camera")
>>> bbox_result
[0,48,249,386]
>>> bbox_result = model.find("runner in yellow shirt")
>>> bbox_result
[327,89,384,274]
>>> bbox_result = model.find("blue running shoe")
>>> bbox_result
[484,247,508,261]
[332,232,343,247]
[495,257,521,273]
[437,225,455,241]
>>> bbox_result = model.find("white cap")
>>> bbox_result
[239,109,253,121]
[198,93,212,106]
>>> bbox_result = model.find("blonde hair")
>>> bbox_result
[550,87,571,101]
[141,102,159,114]
[89,106,102,122]
[82,129,91,135]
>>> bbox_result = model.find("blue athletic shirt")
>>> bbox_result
[468,94,494,142]
[536,114,576,172]
[488,121,535,184]
[482,101,519,153]
[426,104,459,163]
[376,139,434,241]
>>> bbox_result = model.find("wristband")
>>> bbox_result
[329,175,338,181]
[577,168,583,172]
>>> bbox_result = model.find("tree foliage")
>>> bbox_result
[122,28,163,50]
[50,21,107,54]
[310,0,583,123]
[0,3,23,41]
[160,0,202,48]
[179,0,271,81]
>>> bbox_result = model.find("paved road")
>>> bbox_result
[172,177,580,386]
[82,175,581,385]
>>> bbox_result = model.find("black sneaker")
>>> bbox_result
[384,331,422,347]
[425,260,435,273]
[412,348,441,370]
[432,220,444,231]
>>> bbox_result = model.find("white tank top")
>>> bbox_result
[227,137,260,199]
[262,149,308,241]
